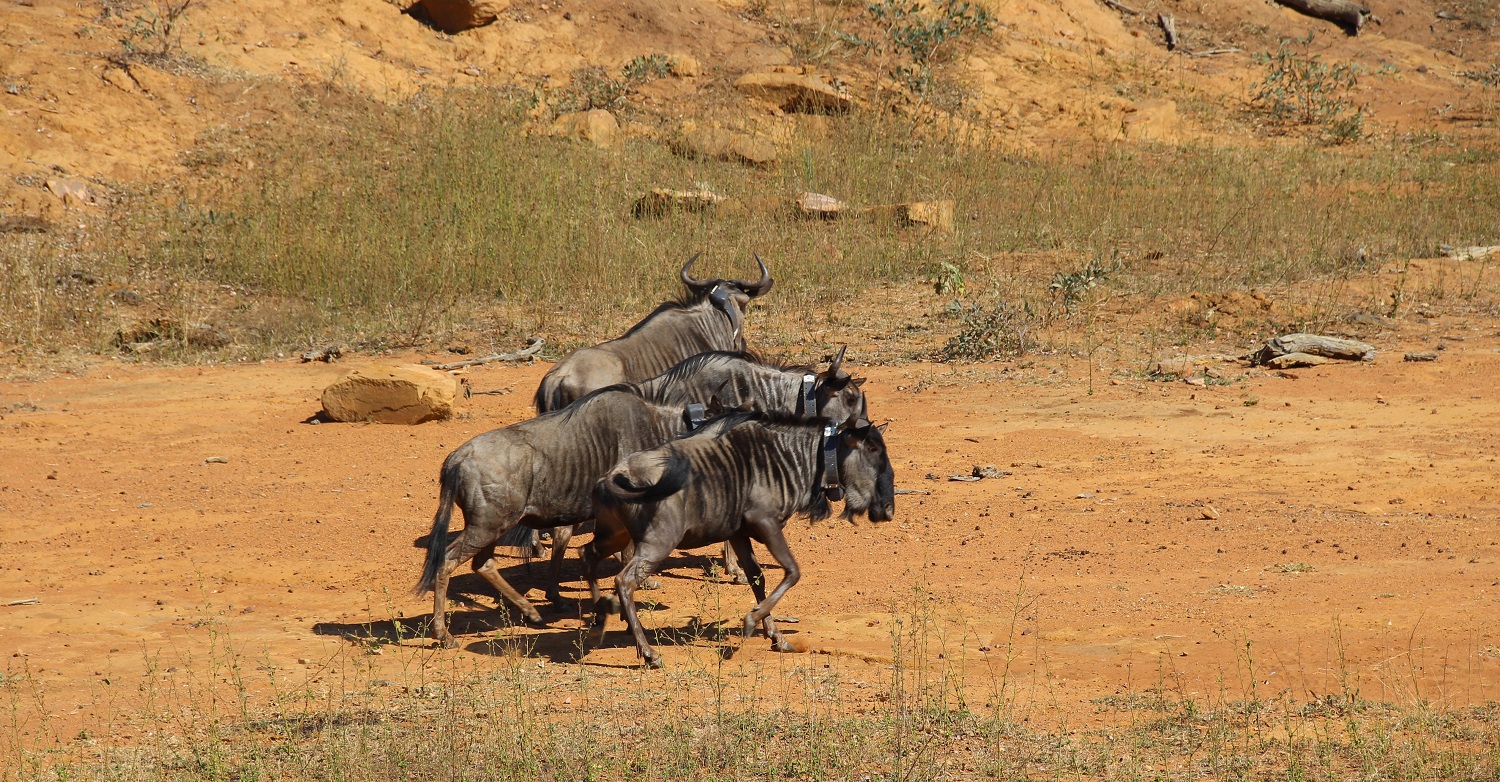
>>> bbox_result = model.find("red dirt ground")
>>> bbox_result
[3,320,1499,741]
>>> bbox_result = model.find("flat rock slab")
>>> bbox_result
[632,188,727,218]
[321,364,459,424]
[1267,352,1332,369]
[733,72,851,114]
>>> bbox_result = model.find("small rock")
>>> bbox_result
[1404,352,1439,362]
[88,569,104,576]
[45,178,96,207]
[632,187,726,218]
[321,364,460,425]
[297,658,311,665]
[549,109,618,148]
[1201,505,1220,520]
[204,456,230,464]
[795,192,844,219]
[972,465,1008,479]
[669,54,702,78]
[1184,376,1206,386]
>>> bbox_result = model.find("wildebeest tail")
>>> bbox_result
[498,523,538,552]
[533,373,564,413]
[414,461,459,595]
[599,449,691,503]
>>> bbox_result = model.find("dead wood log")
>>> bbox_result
[1248,333,1376,366]
[1272,0,1372,35]
[429,338,544,370]
[1099,0,1141,15]
[1158,13,1179,50]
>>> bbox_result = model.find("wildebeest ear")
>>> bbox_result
[851,377,867,387]
[875,422,889,434]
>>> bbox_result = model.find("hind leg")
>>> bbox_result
[544,524,575,606]
[474,546,544,626]
[431,533,495,648]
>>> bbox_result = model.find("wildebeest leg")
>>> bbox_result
[431,534,494,648]
[721,540,749,585]
[581,521,633,652]
[615,540,672,669]
[613,542,660,590]
[545,524,574,605]
[727,535,783,647]
[742,519,801,653]
[473,550,544,626]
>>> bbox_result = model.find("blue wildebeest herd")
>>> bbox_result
[414,256,896,667]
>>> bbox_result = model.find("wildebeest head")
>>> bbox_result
[836,418,895,522]
[814,345,869,424]
[679,253,773,339]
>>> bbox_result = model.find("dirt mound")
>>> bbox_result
[3,0,1498,215]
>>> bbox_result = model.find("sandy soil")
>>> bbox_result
[3,319,1498,740]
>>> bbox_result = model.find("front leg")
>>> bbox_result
[742,516,801,653]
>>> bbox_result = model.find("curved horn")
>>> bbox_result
[735,253,773,296]
[679,252,708,289]
[827,345,847,376]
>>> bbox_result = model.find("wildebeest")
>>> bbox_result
[522,347,872,594]
[582,411,896,668]
[414,352,871,648]
[414,388,691,648]
[532,254,773,414]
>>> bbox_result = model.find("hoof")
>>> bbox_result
[523,612,547,627]
[772,636,796,653]
[732,573,750,586]
[544,590,565,606]
[643,653,665,670]
[584,624,606,651]
[640,577,662,591]
[742,614,758,639]
[435,635,459,650]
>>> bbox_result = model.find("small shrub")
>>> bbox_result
[1049,256,1114,312]
[116,0,195,64]
[1251,41,1366,144]
[929,260,965,296]
[550,65,627,116]
[621,53,674,84]
[866,0,995,64]
[938,299,1044,361]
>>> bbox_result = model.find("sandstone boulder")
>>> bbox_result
[549,109,619,148]
[670,127,778,168]
[734,72,851,114]
[321,364,458,424]
[416,0,506,33]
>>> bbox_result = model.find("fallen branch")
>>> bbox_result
[1158,13,1178,50]
[1272,0,1373,36]
[5,598,40,606]
[430,338,544,370]
[1187,47,1241,57]
[1099,0,1141,15]
[1248,333,1376,366]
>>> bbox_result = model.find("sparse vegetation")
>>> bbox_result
[1252,40,1367,143]
[2,88,1499,362]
